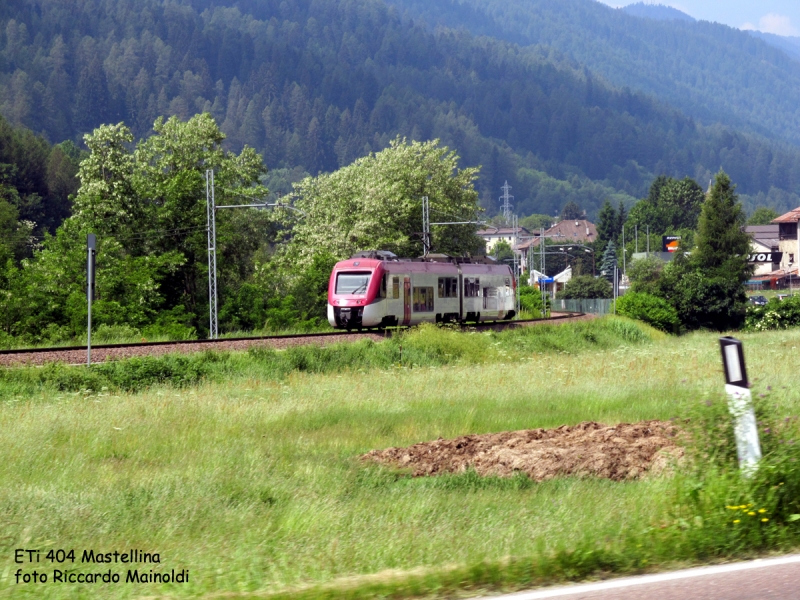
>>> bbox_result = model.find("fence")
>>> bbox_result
[554,298,614,315]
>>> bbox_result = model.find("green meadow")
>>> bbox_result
[1,318,799,599]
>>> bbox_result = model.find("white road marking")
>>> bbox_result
[489,554,800,599]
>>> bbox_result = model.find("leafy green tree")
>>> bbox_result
[748,206,779,225]
[6,114,269,340]
[493,240,514,263]
[626,176,704,234]
[557,275,612,299]
[627,255,665,296]
[560,201,583,220]
[520,213,554,231]
[288,138,483,265]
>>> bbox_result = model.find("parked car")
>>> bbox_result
[777,294,793,301]
[749,295,768,306]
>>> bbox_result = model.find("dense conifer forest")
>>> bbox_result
[2,0,800,222]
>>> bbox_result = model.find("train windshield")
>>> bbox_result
[335,272,371,295]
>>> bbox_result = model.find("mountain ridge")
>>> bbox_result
[384,0,800,148]
[1,0,799,220]
[621,2,695,23]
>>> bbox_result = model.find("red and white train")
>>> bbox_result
[327,251,516,329]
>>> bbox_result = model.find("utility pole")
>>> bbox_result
[541,227,546,310]
[422,195,431,256]
[421,195,484,258]
[513,214,520,316]
[205,173,305,340]
[206,169,218,340]
[500,181,514,222]
[87,233,96,366]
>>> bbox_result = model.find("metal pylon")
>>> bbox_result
[500,181,514,222]
[206,169,218,339]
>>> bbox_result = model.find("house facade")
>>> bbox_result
[476,226,531,253]
[516,219,597,266]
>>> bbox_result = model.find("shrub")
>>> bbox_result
[616,292,680,333]
[557,275,612,299]
[745,295,800,331]
[627,255,665,296]
[518,284,543,316]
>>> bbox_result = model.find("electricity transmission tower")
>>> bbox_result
[499,181,514,222]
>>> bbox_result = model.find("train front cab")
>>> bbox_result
[327,259,384,329]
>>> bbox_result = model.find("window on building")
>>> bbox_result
[438,277,458,298]
[413,287,434,312]
[392,276,400,299]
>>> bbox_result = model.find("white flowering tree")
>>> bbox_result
[287,137,484,266]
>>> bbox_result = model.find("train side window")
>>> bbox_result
[464,277,482,298]
[413,286,434,312]
[439,277,459,298]
[392,276,400,299]
[380,274,387,298]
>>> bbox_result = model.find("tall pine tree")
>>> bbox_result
[596,199,617,247]
[666,171,753,330]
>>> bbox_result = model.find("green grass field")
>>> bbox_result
[1,319,799,599]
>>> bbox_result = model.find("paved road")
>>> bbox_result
[489,555,800,600]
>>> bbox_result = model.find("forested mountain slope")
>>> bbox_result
[2,0,800,219]
[747,31,800,63]
[621,3,694,23]
[385,0,800,147]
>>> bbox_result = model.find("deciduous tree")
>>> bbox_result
[288,137,483,265]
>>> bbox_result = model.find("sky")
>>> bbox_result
[595,0,800,36]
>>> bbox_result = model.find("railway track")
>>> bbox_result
[0,312,594,367]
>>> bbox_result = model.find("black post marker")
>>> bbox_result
[719,337,761,475]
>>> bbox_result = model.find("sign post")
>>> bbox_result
[87,234,96,366]
[719,337,761,475]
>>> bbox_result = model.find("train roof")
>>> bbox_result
[334,254,511,275]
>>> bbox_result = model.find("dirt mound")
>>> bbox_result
[363,421,682,482]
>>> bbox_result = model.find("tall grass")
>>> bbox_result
[1,321,799,599]
[0,317,657,396]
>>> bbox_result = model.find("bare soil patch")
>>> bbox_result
[363,420,682,482]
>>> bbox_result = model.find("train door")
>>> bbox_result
[403,277,411,325]
[458,269,464,321]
